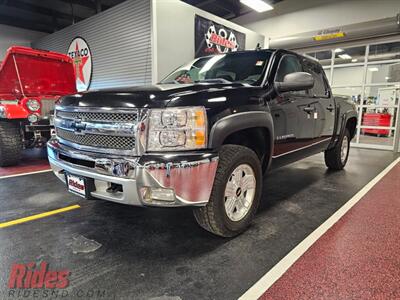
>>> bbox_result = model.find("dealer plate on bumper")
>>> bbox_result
[65,173,94,199]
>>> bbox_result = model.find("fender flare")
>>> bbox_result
[340,109,357,135]
[209,111,274,153]
[330,109,357,149]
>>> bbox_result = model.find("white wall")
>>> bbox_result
[234,0,400,42]
[0,24,46,59]
[154,0,265,81]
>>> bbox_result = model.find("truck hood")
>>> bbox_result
[0,46,77,98]
[58,82,256,108]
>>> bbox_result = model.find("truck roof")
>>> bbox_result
[199,48,319,66]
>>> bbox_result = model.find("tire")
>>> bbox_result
[0,121,22,167]
[193,145,262,237]
[324,128,350,170]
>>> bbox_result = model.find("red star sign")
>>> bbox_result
[72,42,89,84]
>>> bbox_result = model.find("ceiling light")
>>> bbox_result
[339,54,352,59]
[369,67,379,72]
[240,0,274,12]
[334,48,344,53]
[273,36,299,42]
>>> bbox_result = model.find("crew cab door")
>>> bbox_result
[303,60,335,142]
[270,54,318,158]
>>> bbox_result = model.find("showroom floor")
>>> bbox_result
[0,149,49,177]
[0,148,398,299]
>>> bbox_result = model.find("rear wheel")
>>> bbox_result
[193,145,262,237]
[324,128,350,170]
[0,121,22,167]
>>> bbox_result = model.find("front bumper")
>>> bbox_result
[47,138,218,207]
[25,124,53,132]
[25,117,53,133]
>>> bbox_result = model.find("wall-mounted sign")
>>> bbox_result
[313,28,346,41]
[67,37,92,91]
[195,15,245,58]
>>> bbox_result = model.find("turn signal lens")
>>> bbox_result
[194,130,206,146]
[195,110,205,127]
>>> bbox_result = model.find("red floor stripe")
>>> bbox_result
[0,159,50,177]
[260,162,400,300]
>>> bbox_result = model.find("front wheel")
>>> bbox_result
[324,128,350,170]
[193,145,262,237]
[0,121,22,167]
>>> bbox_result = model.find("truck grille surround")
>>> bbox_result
[54,108,139,153]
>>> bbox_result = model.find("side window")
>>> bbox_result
[275,55,303,82]
[305,62,329,97]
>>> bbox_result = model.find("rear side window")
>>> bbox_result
[275,55,303,82]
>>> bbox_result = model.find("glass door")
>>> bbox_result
[304,40,400,152]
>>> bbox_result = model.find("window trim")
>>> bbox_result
[303,60,330,98]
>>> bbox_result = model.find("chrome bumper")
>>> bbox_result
[47,138,218,207]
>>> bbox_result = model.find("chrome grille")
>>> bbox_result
[56,110,138,123]
[40,99,56,117]
[56,128,135,150]
[54,107,139,153]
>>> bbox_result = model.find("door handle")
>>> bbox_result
[326,105,334,112]
[303,106,315,113]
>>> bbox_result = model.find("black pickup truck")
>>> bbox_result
[48,49,357,237]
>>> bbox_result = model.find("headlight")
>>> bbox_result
[26,99,40,112]
[0,107,5,118]
[147,106,207,151]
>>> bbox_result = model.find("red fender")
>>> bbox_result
[0,104,29,119]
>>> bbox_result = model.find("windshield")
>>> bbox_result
[161,50,272,85]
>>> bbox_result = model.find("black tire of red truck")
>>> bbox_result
[193,145,262,237]
[0,121,22,167]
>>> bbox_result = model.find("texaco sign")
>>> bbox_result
[67,37,92,92]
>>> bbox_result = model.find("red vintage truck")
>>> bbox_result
[0,46,77,166]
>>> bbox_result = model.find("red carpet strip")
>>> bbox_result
[260,161,400,299]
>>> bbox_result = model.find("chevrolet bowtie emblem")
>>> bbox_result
[71,120,86,133]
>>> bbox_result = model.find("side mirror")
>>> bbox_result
[274,72,314,93]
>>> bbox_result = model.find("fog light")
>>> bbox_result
[28,114,39,123]
[141,187,175,202]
